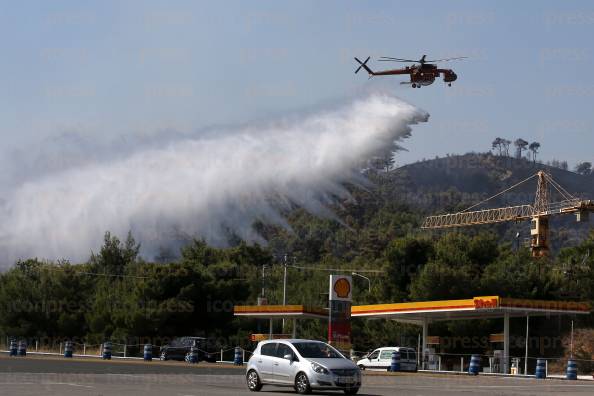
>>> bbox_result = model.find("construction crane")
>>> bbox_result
[421,171,594,257]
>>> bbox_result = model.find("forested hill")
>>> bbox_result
[389,153,594,212]
[259,152,594,264]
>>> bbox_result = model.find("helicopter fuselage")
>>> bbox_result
[370,64,457,87]
[354,55,462,88]
[409,64,457,86]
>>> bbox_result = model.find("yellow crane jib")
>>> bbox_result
[421,171,594,257]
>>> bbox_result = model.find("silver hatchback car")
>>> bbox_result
[246,339,361,395]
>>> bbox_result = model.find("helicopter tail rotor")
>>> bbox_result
[354,56,373,75]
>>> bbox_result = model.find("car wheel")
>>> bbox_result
[344,388,360,395]
[246,370,262,392]
[160,352,167,361]
[295,372,311,395]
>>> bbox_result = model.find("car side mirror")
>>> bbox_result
[285,353,299,362]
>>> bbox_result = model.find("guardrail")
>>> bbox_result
[348,349,594,378]
[0,339,255,363]
[3,339,592,379]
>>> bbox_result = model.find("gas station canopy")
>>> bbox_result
[234,295,590,373]
[351,295,590,374]
[234,304,328,339]
[351,296,590,323]
[234,304,327,320]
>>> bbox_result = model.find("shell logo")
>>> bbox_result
[334,278,351,299]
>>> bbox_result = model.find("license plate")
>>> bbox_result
[337,377,355,385]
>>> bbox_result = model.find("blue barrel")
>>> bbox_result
[566,359,577,380]
[64,341,73,358]
[468,354,480,375]
[535,359,546,379]
[234,347,243,366]
[9,341,17,357]
[187,346,198,364]
[102,342,112,360]
[388,350,401,372]
[143,344,152,361]
[17,341,27,357]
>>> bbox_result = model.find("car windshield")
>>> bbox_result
[292,342,343,359]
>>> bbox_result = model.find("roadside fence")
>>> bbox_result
[1,336,256,365]
[349,349,594,378]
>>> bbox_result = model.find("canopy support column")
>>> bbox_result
[292,319,297,338]
[503,311,510,374]
[269,319,273,340]
[422,318,428,370]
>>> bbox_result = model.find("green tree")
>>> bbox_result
[492,138,503,156]
[480,249,553,298]
[514,138,529,159]
[553,231,594,301]
[89,231,140,276]
[529,142,541,162]
[575,162,592,176]
[382,237,433,301]
[409,233,500,300]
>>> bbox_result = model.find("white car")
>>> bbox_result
[356,347,417,372]
[246,339,361,394]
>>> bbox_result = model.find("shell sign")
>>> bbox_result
[329,275,352,301]
[473,296,500,309]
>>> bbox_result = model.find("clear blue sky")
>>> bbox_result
[1,0,594,167]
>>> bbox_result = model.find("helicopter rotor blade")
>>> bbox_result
[379,57,417,62]
[378,55,468,63]
[424,56,468,62]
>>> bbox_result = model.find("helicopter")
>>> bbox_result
[354,55,466,88]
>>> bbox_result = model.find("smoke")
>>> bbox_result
[0,92,428,267]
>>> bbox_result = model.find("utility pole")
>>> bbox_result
[282,255,288,331]
[524,316,529,375]
[258,264,268,306]
[262,265,266,299]
[283,255,288,306]
[570,320,574,358]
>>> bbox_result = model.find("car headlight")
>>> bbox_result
[311,362,329,375]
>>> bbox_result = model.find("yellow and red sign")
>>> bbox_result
[334,278,351,299]
[473,296,500,309]
[328,275,352,352]
[330,275,352,301]
[250,334,291,342]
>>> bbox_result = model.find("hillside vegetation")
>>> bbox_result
[0,153,593,359]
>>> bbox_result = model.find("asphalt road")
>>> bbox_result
[2,354,594,396]
[0,353,241,375]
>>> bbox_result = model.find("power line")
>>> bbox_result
[290,265,383,274]
[43,266,149,279]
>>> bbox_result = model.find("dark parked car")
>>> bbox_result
[159,337,217,362]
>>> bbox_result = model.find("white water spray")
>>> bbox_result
[0,93,428,266]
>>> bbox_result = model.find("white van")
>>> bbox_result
[356,347,417,372]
